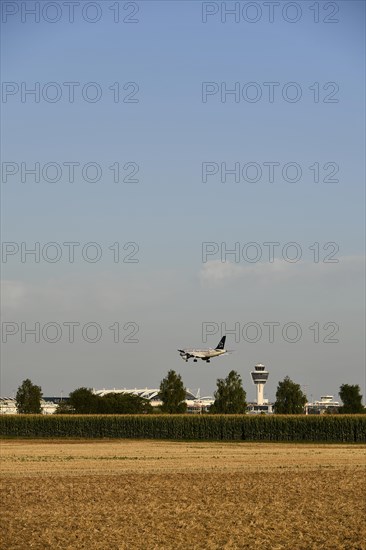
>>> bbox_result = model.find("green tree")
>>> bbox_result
[274,376,307,414]
[67,389,154,414]
[159,370,187,413]
[210,370,247,414]
[16,379,43,414]
[97,393,153,414]
[339,384,364,413]
[54,401,75,414]
[68,387,98,414]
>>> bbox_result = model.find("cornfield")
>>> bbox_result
[1,414,365,442]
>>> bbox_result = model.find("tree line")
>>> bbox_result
[14,372,365,415]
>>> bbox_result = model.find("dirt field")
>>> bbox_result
[1,440,365,550]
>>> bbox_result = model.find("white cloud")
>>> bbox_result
[1,280,27,310]
[199,256,365,288]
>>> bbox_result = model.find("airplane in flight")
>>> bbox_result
[178,336,228,363]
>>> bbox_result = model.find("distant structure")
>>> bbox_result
[0,397,17,415]
[247,363,273,414]
[0,390,215,415]
[250,363,269,406]
[0,396,65,415]
[305,395,340,415]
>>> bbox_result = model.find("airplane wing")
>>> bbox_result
[178,349,194,359]
[178,349,208,362]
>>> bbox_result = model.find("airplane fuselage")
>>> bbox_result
[178,336,228,363]
[181,348,226,359]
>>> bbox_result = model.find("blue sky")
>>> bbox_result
[1,0,365,403]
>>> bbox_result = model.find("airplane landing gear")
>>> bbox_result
[193,359,197,362]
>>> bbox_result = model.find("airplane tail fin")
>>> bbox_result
[215,336,226,350]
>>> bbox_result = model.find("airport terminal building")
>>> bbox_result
[0,396,64,415]
[0,390,214,414]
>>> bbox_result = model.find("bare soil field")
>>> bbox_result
[1,440,365,550]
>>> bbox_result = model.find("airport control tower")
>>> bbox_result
[251,363,269,405]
